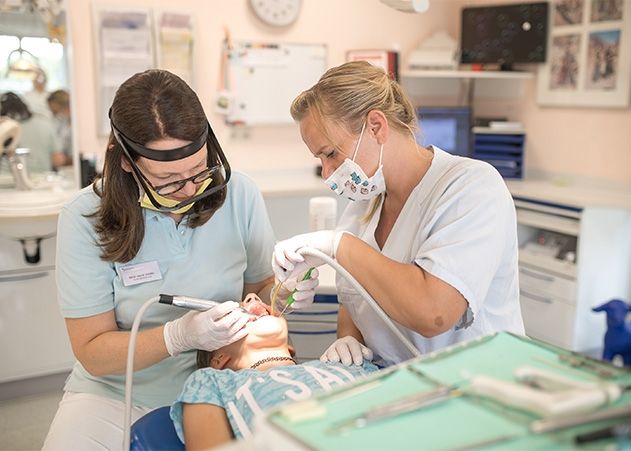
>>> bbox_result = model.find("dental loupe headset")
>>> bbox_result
[123,248,421,450]
[109,108,231,213]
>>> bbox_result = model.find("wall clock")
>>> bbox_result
[249,0,302,27]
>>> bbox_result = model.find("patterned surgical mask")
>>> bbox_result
[324,121,386,201]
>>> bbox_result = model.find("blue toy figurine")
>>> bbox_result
[592,299,631,366]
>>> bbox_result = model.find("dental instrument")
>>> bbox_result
[328,385,458,434]
[531,404,631,434]
[280,267,315,316]
[158,294,246,313]
[270,281,283,315]
[124,246,421,450]
[468,366,621,419]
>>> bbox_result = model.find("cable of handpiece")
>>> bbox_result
[123,294,243,450]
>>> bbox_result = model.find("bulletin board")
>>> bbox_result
[226,42,327,125]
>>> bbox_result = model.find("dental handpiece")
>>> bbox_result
[159,294,246,313]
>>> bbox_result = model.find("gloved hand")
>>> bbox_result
[273,268,320,312]
[320,336,374,366]
[272,230,347,282]
[163,301,249,356]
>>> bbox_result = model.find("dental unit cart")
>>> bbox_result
[255,332,631,450]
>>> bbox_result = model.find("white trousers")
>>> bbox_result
[42,392,153,451]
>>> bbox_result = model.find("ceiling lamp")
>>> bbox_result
[6,40,41,79]
[380,0,430,13]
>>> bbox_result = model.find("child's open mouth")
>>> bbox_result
[241,294,272,319]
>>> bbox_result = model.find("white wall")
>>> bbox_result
[67,0,631,184]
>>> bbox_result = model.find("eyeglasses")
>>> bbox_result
[142,164,222,196]
[109,116,232,212]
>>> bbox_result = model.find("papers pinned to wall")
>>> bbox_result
[156,11,193,86]
[94,8,154,135]
[93,5,195,135]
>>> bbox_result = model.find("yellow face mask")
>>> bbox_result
[139,178,212,214]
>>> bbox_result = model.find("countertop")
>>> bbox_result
[247,168,631,210]
[506,178,631,210]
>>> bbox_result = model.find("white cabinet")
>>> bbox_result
[515,198,631,352]
[0,234,75,383]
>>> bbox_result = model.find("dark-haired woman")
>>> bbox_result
[42,69,317,449]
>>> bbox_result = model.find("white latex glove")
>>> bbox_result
[320,336,374,366]
[272,230,346,282]
[163,301,249,356]
[273,268,320,312]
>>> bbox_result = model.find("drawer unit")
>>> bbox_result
[472,130,525,179]
[288,321,338,362]
[519,265,576,304]
[520,288,576,349]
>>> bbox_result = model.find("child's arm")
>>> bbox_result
[182,403,234,449]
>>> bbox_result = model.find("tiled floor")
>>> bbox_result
[0,390,62,450]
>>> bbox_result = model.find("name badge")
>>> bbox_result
[119,261,162,287]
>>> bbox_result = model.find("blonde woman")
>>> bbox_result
[272,61,524,367]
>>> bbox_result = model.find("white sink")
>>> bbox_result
[0,187,78,239]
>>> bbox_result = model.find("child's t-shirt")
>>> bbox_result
[171,360,378,441]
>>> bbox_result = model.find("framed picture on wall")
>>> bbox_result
[537,0,631,107]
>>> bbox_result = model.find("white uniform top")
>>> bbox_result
[336,147,524,366]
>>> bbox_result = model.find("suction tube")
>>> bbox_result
[297,247,421,360]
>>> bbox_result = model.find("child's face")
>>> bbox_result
[240,294,288,342]
[209,294,292,370]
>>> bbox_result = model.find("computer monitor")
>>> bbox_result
[460,2,549,69]
[416,107,471,157]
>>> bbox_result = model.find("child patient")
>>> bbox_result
[170,293,378,449]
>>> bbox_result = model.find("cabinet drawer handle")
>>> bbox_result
[520,289,553,304]
[520,267,554,282]
[288,330,337,335]
[0,272,49,283]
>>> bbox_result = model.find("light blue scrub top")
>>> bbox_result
[55,171,276,408]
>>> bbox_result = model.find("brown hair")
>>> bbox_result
[91,70,226,262]
[197,349,214,369]
[290,61,418,221]
[0,92,32,121]
[47,89,70,110]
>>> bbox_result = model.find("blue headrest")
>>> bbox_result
[130,406,184,451]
